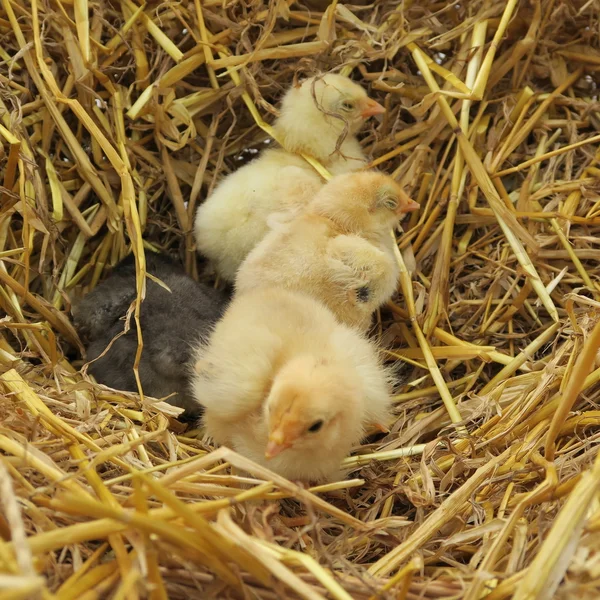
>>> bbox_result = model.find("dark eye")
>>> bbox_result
[341,101,354,111]
[308,420,323,433]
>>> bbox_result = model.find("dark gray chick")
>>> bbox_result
[72,252,228,421]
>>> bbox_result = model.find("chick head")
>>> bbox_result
[311,171,420,234]
[279,73,385,138]
[264,354,360,460]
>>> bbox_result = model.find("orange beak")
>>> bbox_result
[372,421,390,434]
[361,98,386,118]
[398,200,420,214]
[265,430,292,460]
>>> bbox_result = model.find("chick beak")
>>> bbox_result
[397,200,420,215]
[373,422,391,434]
[265,430,292,460]
[361,98,386,118]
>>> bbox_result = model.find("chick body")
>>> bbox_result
[73,253,228,419]
[194,74,384,282]
[191,287,393,482]
[194,152,323,283]
[236,171,418,332]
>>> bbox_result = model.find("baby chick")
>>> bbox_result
[73,253,228,420]
[194,73,385,282]
[235,171,419,332]
[191,286,393,483]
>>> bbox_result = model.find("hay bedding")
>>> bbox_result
[1,0,600,597]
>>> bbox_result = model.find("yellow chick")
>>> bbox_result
[191,287,393,483]
[194,73,385,282]
[235,171,419,332]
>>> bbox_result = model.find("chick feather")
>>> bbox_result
[73,253,228,420]
[235,171,419,332]
[191,286,394,483]
[194,73,385,282]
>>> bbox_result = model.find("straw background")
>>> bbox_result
[1,0,600,598]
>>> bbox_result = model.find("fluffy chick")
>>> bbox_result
[194,73,385,282]
[235,171,419,332]
[191,286,393,483]
[73,253,228,420]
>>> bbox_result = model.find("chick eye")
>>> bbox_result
[382,196,398,210]
[308,420,323,433]
[340,101,354,111]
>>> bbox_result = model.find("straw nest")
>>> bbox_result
[1,0,600,598]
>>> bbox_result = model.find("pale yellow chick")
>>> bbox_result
[194,73,385,282]
[235,171,419,332]
[191,287,393,483]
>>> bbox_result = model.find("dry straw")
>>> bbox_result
[1,0,600,598]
